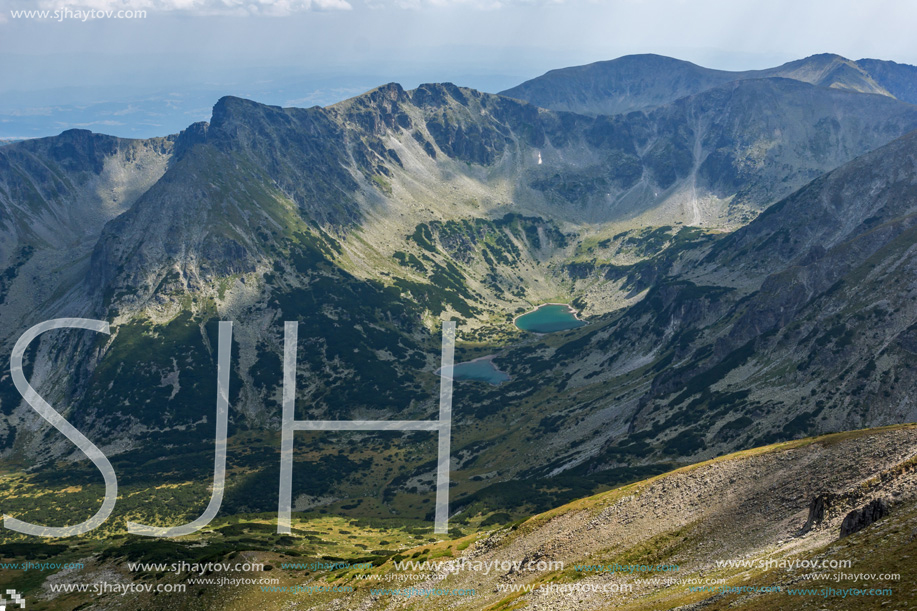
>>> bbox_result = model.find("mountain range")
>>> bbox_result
[500,52,917,115]
[1,52,917,556]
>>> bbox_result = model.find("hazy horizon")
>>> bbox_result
[2,0,917,138]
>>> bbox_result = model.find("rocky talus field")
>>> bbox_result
[21,424,917,610]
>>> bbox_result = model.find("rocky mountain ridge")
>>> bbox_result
[2,56,917,533]
[501,52,917,116]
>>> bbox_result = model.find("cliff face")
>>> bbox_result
[0,130,173,339]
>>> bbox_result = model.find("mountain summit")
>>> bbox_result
[500,53,917,116]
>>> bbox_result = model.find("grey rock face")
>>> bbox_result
[802,492,836,533]
[840,498,890,537]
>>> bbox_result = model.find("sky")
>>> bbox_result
[1,0,917,138]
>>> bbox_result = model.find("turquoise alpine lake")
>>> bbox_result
[514,303,586,333]
[440,357,510,385]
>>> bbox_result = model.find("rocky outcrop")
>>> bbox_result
[801,492,836,533]
[840,498,891,537]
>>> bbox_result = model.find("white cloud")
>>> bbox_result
[21,0,574,13]
[57,120,126,127]
[112,104,141,116]
[386,0,555,8]
[30,0,352,15]
[313,0,353,9]
[4,107,57,117]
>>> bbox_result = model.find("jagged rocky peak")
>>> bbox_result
[210,95,283,126]
[5,128,138,175]
[411,82,472,107]
[172,121,209,160]
[331,83,415,134]
[331,81,492,135]
[206,95,301,148]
